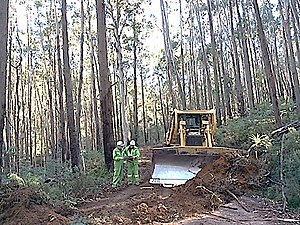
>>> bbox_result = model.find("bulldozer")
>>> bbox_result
[149,109,239,187]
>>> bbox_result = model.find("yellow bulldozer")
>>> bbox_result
[149,109,239,187]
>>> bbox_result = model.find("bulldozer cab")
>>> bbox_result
[166,109,216,148]
[150,109,235,187]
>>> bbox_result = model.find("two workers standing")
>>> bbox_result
[112,140,140,188]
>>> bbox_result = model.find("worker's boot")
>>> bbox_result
[134,175,140,185]
[128,176,133,185]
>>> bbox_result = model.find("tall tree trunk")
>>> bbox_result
[253,0,282,127]
[274,35,285,98]
[219,22,233,119]
[207,0,222,126]
[109,0,129,145]
[88,0,101,152]
[76,0,85,148]
[158,77,167,134]
[140,71,147,144]
[96,0,114,170]
[160,0,177,109]
[154,100,160,143]
[278,0,295,101]
[162,3,185,109]
[61,0,81,171]
[290,0,300,70]
[46,77,56,159]
[89,88,95,150]
[5,32,12,172]
[179,0,186,109]
[236,0,254,109]
[56,8,67,163]
[193,70,201,109]
[187,60,192,108]
[229,0,245,116]
[194,1,213,109]
[281,1,300,113]
[113,64,121,140]
[0,0,9,181]
[217,61,227,123]
[132,15,138,142]
[14,34,22,174]
[27,50,33,163]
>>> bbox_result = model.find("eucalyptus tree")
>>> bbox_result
[194,1,213,110]
[279,0,300,113]
[253,0,282,127]
[75,0,86,146]
[228,0,245,116]
[126,1,148,142]
[235,0,255,110]
[207,0,222,125]
[179,0,186,110]
[290,0,300,70]
[160,0,179,109]
[62,0,81,171]
[130,1,153,143]
[87,0,102,153]
[55,2,68,162]
[217,0,233,120]
[0,0,9,181]
[132,12,139,142]
[106,0,131,145]
[96,0,114,169]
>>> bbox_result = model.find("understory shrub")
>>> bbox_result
[17,149,112,206]
[215,100,300,210]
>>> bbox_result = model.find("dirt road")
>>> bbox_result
[1,147,298,225]
[77,147,299,225]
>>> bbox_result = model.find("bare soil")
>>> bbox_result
[77,148,299,225]
[0,147,298,225]
[0,188,71,225]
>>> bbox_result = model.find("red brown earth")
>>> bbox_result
[0,188,71,225]
[0,147,299,225]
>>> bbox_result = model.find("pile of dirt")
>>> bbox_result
[79,149,270,225]
[0,188,71,225]
[131,152,267,224]
[169,153,265,212]
[133,193,179,224]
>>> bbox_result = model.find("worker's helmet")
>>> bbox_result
[117,141,124,147]
[130,140,135,146]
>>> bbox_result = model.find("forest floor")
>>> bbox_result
[1,147,299,225]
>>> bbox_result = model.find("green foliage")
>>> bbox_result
[264,129,300,209]
[248,134,272,159]
[280,129,300,209]
[215,101,300,150]
[17,150,112,207]
[215,101,300,209]
[7,173,26,187]
[215,102,277,149]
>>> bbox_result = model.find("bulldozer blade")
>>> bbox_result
[149,149,220,187]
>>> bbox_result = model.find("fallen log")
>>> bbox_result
[226,190,251,212]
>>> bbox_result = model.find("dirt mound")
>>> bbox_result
[79,149,269,225]
[0,188,71,225]
[168,153,266,214]
[130,153,267,224]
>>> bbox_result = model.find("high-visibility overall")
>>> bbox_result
[112,147,124,187]
[124,146,140,185]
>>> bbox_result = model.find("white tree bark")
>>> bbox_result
[0,0,9,179]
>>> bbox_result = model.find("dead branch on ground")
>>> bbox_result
[226,190,250,212]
